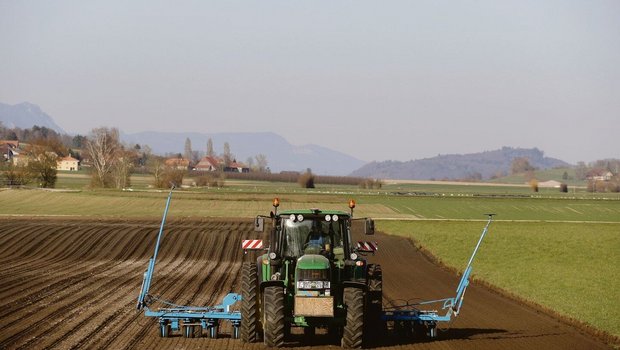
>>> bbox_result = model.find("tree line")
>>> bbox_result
[0,123,272,189]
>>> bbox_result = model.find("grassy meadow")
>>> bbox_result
[1,177,619,340]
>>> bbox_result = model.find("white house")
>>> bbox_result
[57,156,79,171]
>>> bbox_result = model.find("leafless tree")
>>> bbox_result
[147,155,166,187]
[184,137,192,162]
[2,163,32,187]
[255,154,268,172]
[85,127,121,188]
[246,157,255,170]
[111,148,136,189]
[191,150,202,165]
[223,142,233,166]
[511,157,536,174]
[207,138,214,157]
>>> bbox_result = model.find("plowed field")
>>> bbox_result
[0,217,611,349]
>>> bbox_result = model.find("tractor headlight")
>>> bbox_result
[297,281,330,290]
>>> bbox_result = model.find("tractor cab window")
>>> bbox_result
[282,216,344,257]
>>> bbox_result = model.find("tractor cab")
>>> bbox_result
[278,209,348,262]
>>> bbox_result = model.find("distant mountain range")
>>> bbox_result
[0,102,66,134]
[0,101,365,175]
[349,147,571,180]
[1,101,575,179]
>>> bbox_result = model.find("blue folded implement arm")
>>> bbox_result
[381,214,495,338]
[136,188,242,338]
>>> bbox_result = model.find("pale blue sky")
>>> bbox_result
[1,0,618,164]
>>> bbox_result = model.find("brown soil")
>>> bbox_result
[0,217,613,349]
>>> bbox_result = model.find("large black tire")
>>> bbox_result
[241,262,259,343]
[368,264,383,292]
[263,286,285,347]
[342,287,364,349]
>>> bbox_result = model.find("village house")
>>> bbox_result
[194,156,221,172]
[165,158,190,170]
[224,160,250,173]
[586,169,614,182]
[0,140,19,162]
[57,156,80,171]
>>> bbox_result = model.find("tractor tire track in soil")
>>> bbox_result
[0,217,613,350]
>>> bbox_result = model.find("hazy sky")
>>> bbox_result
[1,1,618,164]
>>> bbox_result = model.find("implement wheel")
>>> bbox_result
[160,323,171,338]
[241,262,259,343]
[342,288,364,348]
[263,286,285,347]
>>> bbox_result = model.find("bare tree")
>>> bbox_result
[111,148,136,189]
[223,142,233,166]
[2,162,32,187]
[511,157,536,174]
[246,157,255,170]
[255,154,268,172]
[191,150,202,165]
[575,161,588,180]
[207,138,214,157]
[85,127,121,188]
[184,137,192,162]
[147,155,166,187]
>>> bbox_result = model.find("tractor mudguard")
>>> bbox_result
[342,281,367,291]
[260,280,285,293]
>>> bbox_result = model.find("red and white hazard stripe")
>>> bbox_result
[242,239,263,250]
[357,241,378,252]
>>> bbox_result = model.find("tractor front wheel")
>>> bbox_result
[263,286,285,347]
[342,287,364,348]
[241,262,259,343]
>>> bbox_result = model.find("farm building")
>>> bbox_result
[538,180,563,188]
[165,158,190,170]
[0,140,19,162]
[586,169,614,181]
[194,156,222,171]
[224,160,250,173]
[57,156,80,171]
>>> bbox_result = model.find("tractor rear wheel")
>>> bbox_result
[241,262,259,343]
[368,264,383,291]
[342,287,364,348]
[263,286,285,347]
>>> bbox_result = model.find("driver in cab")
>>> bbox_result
[306,225,331,255]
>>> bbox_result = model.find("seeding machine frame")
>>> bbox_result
[380,214,495,338]
[136,188,243,338]
[136,188,495,345]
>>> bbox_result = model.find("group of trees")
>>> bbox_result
[2,141,59,187]
[0,123,74,187]
[0,124,138,189]
[0,123,270,189]
[180,137,269,173]
[85,127,139,188]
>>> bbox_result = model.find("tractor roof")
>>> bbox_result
[278,209,350,217]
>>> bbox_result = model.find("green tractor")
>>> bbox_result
[241,198,382,348]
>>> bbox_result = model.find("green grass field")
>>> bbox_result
[1,180,619,340]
